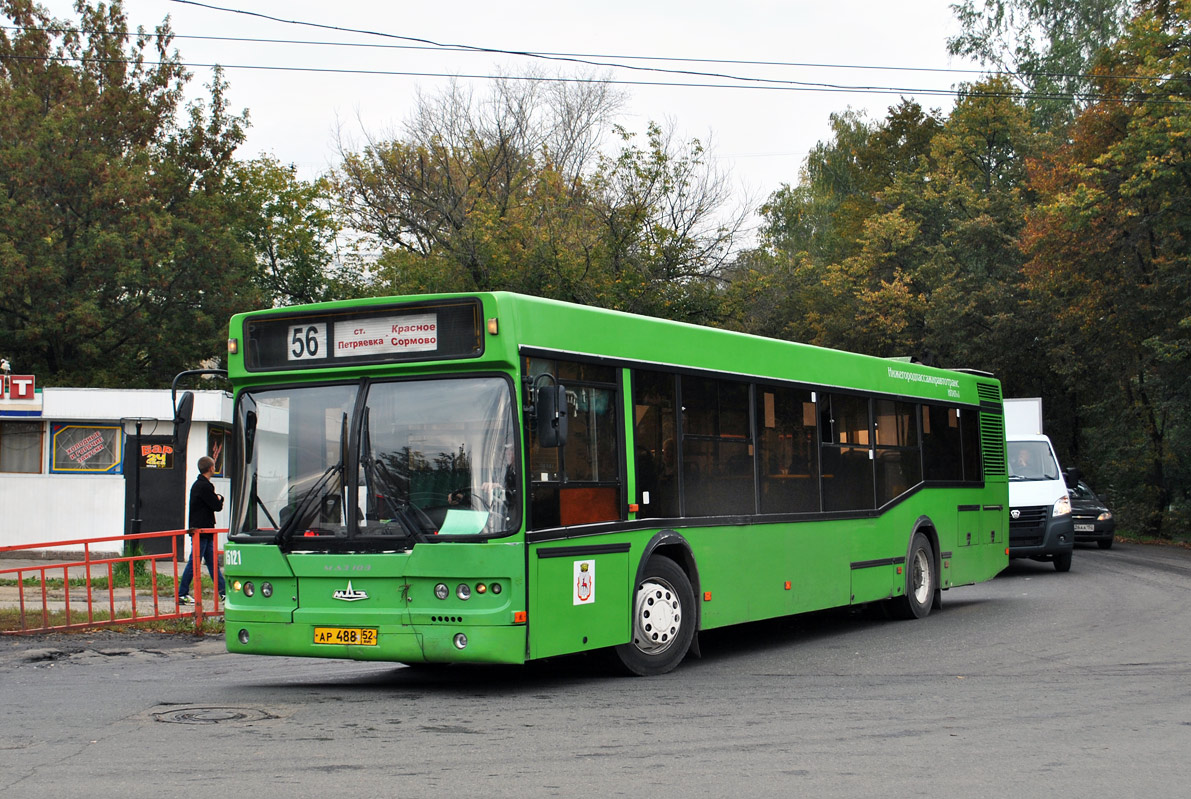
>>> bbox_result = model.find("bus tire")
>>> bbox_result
[614,557,695,676]
[888,532,935,620]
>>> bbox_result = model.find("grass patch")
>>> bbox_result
[1,573,181,591]
[0,606,225,635]
[1114,529,1191,549]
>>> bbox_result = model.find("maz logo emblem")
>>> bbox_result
[1010,509,1021,520]
[333,581,368,602]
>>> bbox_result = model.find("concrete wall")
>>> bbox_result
[0,473,126,554]
[1,388,232,555]
[0,448,232,555]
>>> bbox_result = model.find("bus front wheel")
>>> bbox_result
[614,557,695,676]
[888,532,935,620]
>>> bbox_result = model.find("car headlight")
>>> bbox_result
[1053,495,1071,517]
[1098,511,1113,521]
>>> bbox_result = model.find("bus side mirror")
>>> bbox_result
[244,410,258,465]
[536,385,568,447]
[172,391,194,453]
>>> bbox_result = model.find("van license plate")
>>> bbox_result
[1074,524,1094,532]
[313,627,377,645]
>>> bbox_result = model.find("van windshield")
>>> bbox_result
[1007,440,1061,481]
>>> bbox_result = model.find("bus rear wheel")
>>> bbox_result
[887,532,935,620]
[614,557,695,676]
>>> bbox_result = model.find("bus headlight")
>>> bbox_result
[434,583,449,600]
[456,583,471,601]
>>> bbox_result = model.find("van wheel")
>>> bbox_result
[888,533,935,620]
[614,557,695,676]
[1054,551,1073,572]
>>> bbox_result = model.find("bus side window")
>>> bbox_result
[820,394,876,511]
[633,370,679,519]
[680,375,754,516]
[527,358,622,529]
[874,399,921,506]
[757,386,820,513]
[922,405,962,481]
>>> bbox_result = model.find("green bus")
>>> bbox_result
[215,292,1007,675]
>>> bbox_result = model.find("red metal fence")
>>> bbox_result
[0,529,227,635]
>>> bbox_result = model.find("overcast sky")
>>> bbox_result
[35,0,985,212]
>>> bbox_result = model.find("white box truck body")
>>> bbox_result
[1004,398,1074,571]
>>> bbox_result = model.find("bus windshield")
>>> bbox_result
[233,376,520,548]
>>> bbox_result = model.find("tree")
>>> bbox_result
[332,78,748,325]
[727,100,945,348]
[0,0,261,386]
[226,156,349,306]
[587,122,749,324]
[333,74,624,286]
[757,109,878,270]
[906,77,1042,379]
[948,0,1134,129]
[1021,1,1191,536]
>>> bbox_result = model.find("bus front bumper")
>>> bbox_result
[224,618,527,665]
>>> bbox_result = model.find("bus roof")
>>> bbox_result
[228,291,999,406]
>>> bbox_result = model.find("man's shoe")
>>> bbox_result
[219,594,226,603]
[179,594,194,605]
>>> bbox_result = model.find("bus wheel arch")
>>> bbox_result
[615,531,699,675]
[887,520,938,621]
[912,517,944,610]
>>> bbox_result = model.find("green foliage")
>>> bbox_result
[735,84,1040,372]
[332,81,745,326]
[227,156,348,306]
[0,0,262,386]
[948,0,1134,129]
[734,3,1187,537]
[1022,2,1191,536]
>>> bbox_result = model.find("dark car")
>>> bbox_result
[1068,479,1116,549]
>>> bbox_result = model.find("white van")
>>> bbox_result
[1006,433,1074,571]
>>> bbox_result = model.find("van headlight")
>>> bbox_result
[1053,495,1071,517]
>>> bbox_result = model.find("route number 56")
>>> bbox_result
[288,324,327,361]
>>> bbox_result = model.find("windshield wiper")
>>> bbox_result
[275,461,343,547]
[360,408,433,543]
[276,412,348,548]
[251,472,280,532]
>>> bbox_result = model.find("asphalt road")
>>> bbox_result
[2,541,1189,798]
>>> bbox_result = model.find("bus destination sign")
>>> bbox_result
[289,312,438,361]
[244,299,483,371]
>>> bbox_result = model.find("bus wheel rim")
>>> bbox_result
[632,578,681,655]
[911,546,932,605]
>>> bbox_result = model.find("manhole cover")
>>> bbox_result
[153,707,276,725]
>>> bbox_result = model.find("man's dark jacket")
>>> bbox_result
[189,473,224,530]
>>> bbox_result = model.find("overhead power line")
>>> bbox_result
[5,51,1185,108]
[160,0,1174,86]
[3,5,1187,107]
[3,23,999,78]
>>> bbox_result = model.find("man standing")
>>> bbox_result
[178,455,226,604]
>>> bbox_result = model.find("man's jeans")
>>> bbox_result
[179,533,226,596]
